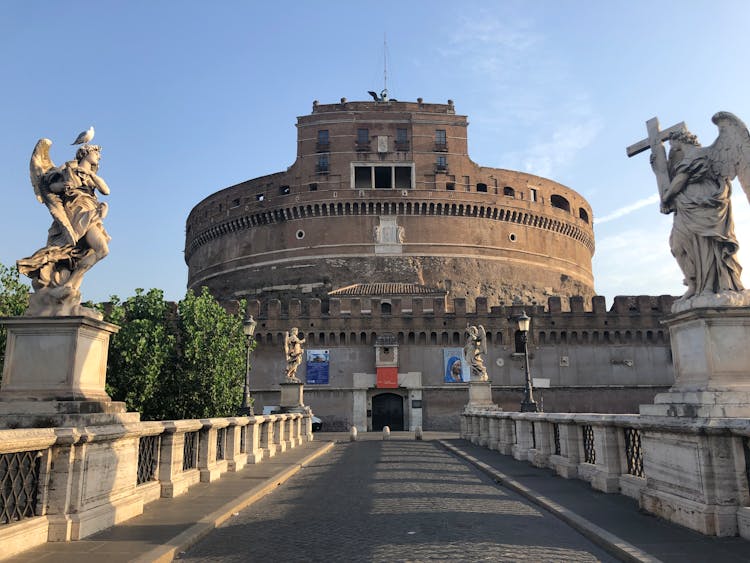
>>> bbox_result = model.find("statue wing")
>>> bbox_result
[707,111,750,201]
[29,138,55,203]
[478,325,487,355]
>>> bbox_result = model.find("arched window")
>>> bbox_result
[579,208,589,223]
[381,302,392,315]
[550,195,571,212]
[503,186,515,197]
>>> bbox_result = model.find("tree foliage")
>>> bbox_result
[102,286,247,420]
[0,264,30,376]
[102,289,176,419]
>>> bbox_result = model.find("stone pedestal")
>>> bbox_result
[279,381,305,412]
[465,380,497,409]
[637,307,750,536]
[0,316,139,428]
[640,307,750,417]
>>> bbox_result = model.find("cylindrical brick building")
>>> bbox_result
[185,98,595,306]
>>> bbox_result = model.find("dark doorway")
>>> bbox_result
[371,393,404,431]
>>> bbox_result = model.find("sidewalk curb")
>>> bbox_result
[135,441,335,563]
[439,441,662,563]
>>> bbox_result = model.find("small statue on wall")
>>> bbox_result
[628,112,750,311]
[284,327,306,383]
[18,133,111,318]
[463,324,488,381]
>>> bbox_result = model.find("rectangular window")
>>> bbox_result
[351,163,414,189]
[354,166,371,189]
[446,182,455,191]
[463,176,470,191]
[395,166,411,189]
[374,167,392,188]
[357,128,369,144]
[396,128,408,143]
[437,155,447,167]
[529,188,538,202]
[435,129,446,144]
[317,130,329,144]
[308,183,318,191]
[317,154,329,173]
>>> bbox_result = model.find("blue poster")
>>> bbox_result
[306,349,330,384]
[444,348,469,383]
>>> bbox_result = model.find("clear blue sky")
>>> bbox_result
[3,1,750,304]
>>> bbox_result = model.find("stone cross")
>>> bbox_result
[626,117,686,196]
[626,117,685,158]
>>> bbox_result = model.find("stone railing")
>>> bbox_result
[0,412,312,559]
[461,409,750,540]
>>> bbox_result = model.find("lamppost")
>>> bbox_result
[239,313,257,416]
[515,310,538,413]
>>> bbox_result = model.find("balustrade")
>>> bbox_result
[461,409,750,539]
[0,413,313,558]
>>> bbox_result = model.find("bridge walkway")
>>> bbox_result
[5,433,749,562]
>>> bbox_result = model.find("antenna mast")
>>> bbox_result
[383,33,388,95]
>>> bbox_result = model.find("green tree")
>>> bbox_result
[102,289,176,419]
[103,286,247,420]
[0,264,30,376]
[165,287,246,419]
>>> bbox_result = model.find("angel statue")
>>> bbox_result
[284,327,306,383]
[630,112,750,312]
[17,137,111,318]
[463,325,488,381]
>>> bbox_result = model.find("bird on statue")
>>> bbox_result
[71,126,95,145]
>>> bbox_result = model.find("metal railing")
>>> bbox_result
[0,450,41,524]
[624,428,644,478]
[582,425,596,464]
[137,435,160,485]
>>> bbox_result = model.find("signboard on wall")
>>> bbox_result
[306,350,329,384]
[376,367,398,388]
[443,348,469,383]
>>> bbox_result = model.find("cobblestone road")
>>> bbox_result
[180,440,618,562]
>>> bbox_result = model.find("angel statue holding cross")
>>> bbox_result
[628,112,750,312]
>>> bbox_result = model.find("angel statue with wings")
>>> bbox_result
[633,112,750,311]
[463,325,488,381]
[284,327,306,383]
[18,136,111,317]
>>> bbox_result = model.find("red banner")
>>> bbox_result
[376,367,398,388]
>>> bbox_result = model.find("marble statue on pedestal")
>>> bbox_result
[628,112,750,312]
[284,327,305,382]
[18,135,110,318]
[463,325,488,381]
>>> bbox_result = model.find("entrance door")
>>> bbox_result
[372,393,404,431]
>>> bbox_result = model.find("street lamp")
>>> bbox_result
[515,310,538,413]
[239,313,257,416]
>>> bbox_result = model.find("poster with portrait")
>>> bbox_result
[306,349,330,384]
[443,348,469,383]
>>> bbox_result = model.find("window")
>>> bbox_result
[230,198,241,208]
[317,154,329,174]
[395,128,409,150]
[551,194,571,212]
[256,194,265,202]
[435,129,448,150]
[436,155,447,170]
[579,208,589,223]
[356,128,370,151]
[352,164,414,189]
[477,183,488,193]
[529,188,538,202]
[464,176,470,191]
[503,186,515,197]
[446,182,455,191]
[279,185,291,195]
[308,183,318,191]
[317,129,329,151]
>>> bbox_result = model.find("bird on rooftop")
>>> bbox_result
[71,126,95,145]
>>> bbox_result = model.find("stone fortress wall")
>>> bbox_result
[248,293,675,430]
[185,99,595,306]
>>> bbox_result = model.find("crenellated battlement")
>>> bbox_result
[249,294,675,348]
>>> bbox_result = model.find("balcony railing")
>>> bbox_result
[434,142,448,152]
[355,140,371,152]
